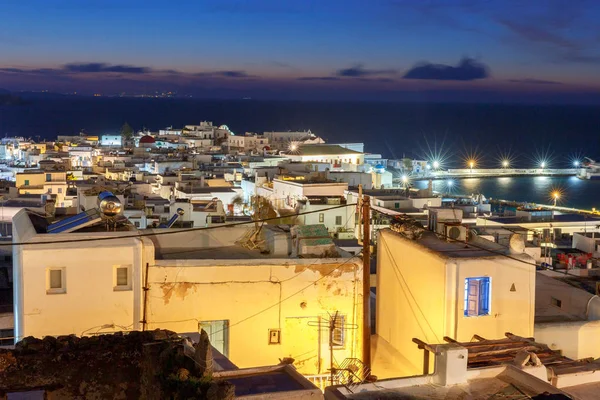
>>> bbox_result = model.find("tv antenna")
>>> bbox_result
[308,311,359,386]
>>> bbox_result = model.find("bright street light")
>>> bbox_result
[432,160,440,169]
[502,160,509,168]
[574,161,580,167]
[540,162,546,169]
[552,191,560,206]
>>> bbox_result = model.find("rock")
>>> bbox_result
[0,351,17,373]
[15,336,44,353]
[150,329,168,341]
[42,335,58,351]
[193,330,213,377]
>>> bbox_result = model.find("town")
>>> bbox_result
[1,122,600,398]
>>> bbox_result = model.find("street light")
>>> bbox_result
[502,160,509,168]
[468,160,475,174]
[540,162,546,171]
[552,191,560,207]
[573,161,580,167]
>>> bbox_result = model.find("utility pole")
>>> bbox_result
[362,194,371,371]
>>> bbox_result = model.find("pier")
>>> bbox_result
[394,168,578,182]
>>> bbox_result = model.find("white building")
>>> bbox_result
[285,144,364,166]
[11,209,364,377]
[377,227,536,376]
[100,135,123,147]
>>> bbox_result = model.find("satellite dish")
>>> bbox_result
[509,234,526,254]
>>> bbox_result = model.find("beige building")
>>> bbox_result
[376,228,536,377]
[285,144,364,166]
[15,170,69,207]
[12,209,364,378]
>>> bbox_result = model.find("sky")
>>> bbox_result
[1,0,600,102]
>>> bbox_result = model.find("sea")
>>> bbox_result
[1,97,600,209]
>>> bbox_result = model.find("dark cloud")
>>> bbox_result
[335,64,396,77]
[63,63,151,74]
[403,58,489,81]
[508,78,562,85]
[195,70,254,78]
[297,76,342,81]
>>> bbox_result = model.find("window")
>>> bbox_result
[24,179,29,186]
[551,297,562,308]
[319,213,324,223]
[0,328,14,346]
[200,320,229,357]
[464,277,491,317]
[335,216,343,225]
[114,265,131,291]
[46,173,52,182]
[47,268,66,294]
[47,188,52,194]
[332,314,346,347]
[58,187,63,194]
[394,202,400,209]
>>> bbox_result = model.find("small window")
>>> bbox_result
[464,277,491,317]
[24,179,29,186]
[46,173,52,182]
[335,216,343,225]
[332,314,346,347]
[114,265,131,291]
[394,202,400,209]
[319,213,324,223]
[551,297,562,308]
[58,188,63,194]
[268,329,281,345]
[47,188,52,194]
[47,268,66,294]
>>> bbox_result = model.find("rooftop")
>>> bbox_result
[384,228,519,259]
[293,144,363,156]
[484,213,600,225]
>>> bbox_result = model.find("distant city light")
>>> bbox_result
[401,175,408,183]
[573,161,580,167]
[289,143,298,152]
[426,164,431,170]
[432,160,440,169]
[502,160,509,168]
[447,180,454,187]
[468,160,475,169]
[540,162,546,169]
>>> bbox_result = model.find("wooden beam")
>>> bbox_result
[443,336,458,343]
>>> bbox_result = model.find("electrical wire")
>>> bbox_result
[4,203,354,247]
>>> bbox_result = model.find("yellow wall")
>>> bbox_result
[376,229,536,377]
[16,173,45,187]
[377,230,447,376]
[455,257,535,341]
[146,259,363,375]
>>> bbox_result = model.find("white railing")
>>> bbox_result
[306,374,333,391]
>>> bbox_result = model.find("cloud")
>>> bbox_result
[508,78,562,85]
[63,63,151,74]
[195,70,254,78]
[496,19,577,50]
[403,58,489,81]
[335,64,396,77]
[297,76,342,81]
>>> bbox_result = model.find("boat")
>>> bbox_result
[577,157,600,180]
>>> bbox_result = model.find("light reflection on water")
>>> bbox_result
[415,176,600,210]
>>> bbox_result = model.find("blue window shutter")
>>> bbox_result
[479,278,490,315]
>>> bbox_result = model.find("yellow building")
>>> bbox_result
[12,210,364,378]
[15,170,69,207]
[375,229,536,377]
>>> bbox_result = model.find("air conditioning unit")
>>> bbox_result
[436,222,467,242]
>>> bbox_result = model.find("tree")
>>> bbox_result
[402,157,413,172]
[120,122,134,140]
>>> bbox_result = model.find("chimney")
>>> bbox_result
[432,344,468,386]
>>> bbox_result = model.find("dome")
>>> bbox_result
[139,135,156,144]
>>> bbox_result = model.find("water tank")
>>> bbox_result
[97,191,122,217]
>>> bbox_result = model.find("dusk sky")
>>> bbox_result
[2,0,600,102]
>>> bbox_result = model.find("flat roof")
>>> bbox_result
[388,229,514,259]
[294,144,363,156]
[485,213,600,224]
